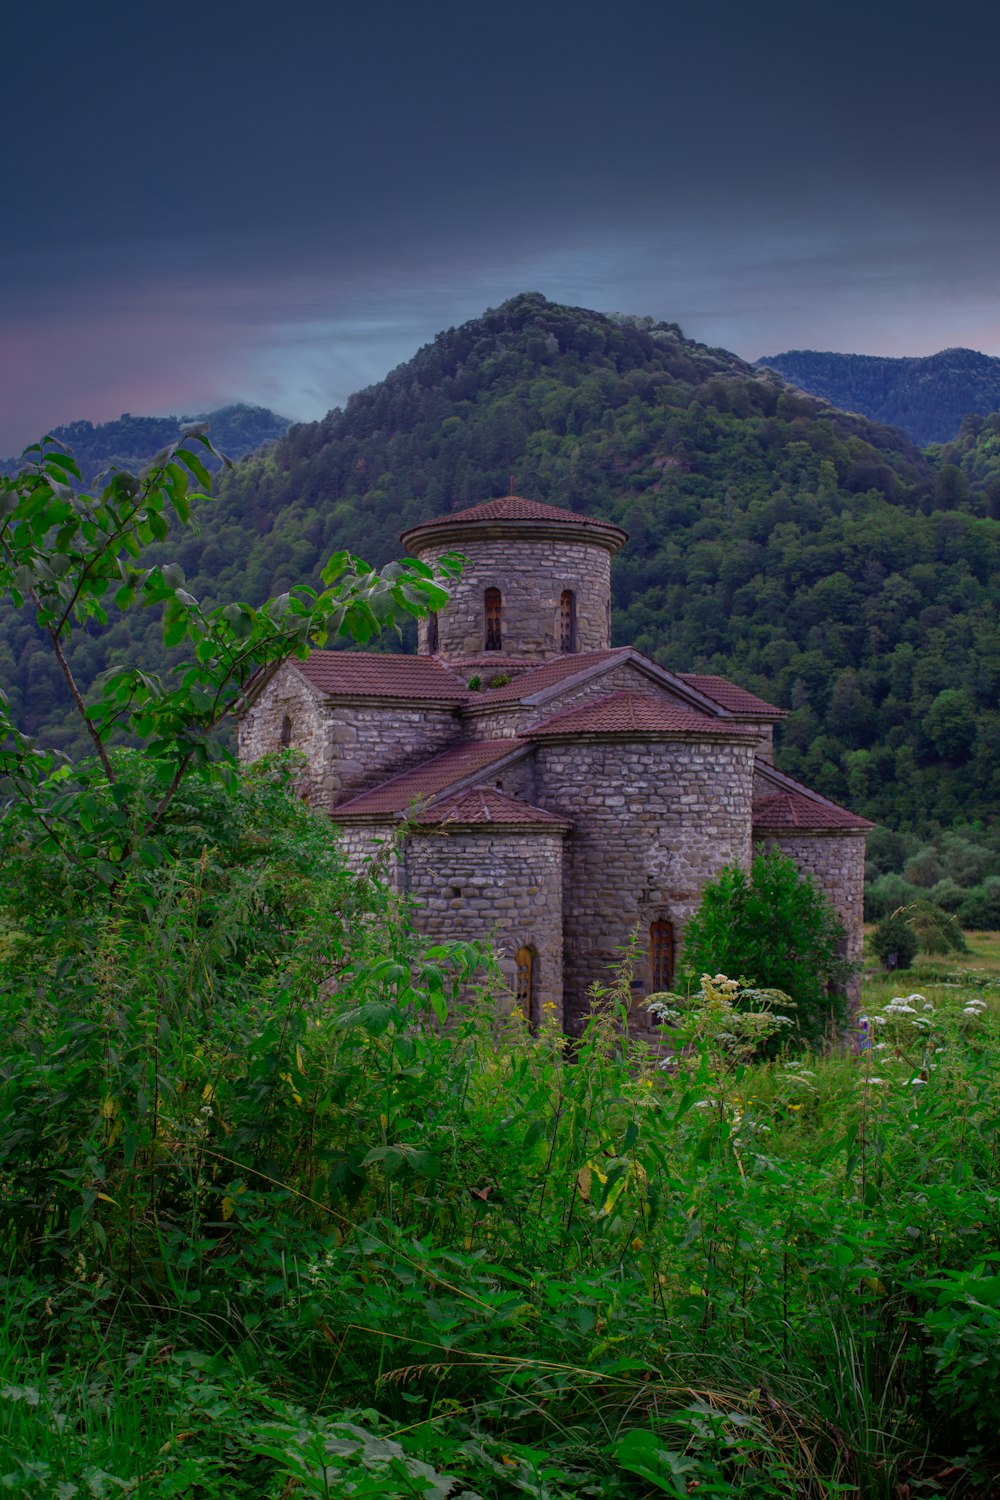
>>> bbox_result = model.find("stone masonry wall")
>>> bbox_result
[534,738,756,1033]
[404,830,566,1027]
[237,664,460,810]
[335,822,400,875]
[326,704,459,805]
[756,832,867,1003]
[413,538,612,659]
[238,665,330,806]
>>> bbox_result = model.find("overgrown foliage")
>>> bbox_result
[5,864,1000,1495]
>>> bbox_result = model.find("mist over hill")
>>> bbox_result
[755,348,1000,446]
[3,294,999,833]
[0,404,291,484]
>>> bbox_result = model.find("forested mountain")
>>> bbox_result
[755,347,1000,446]
[3,293,999,833]
[0,403,290,483]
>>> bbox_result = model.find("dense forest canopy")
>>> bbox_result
[3,293,999,836]
[756,347,1000,446]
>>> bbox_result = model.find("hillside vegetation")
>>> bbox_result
[3,293,999,831]
[756,347,1000,446]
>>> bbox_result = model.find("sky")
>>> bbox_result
[3,0,1000,454]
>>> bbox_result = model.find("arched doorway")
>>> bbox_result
[649,919,675,991]
[515,945,535,1027]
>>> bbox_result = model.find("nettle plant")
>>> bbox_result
[0,431,461,886]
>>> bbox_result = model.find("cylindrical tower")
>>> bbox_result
[400,496,627,663]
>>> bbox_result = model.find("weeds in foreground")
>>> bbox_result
[3,810,1000,1495]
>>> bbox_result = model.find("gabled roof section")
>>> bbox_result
[297,652,467,702]
[530,691,753,739]
[401,495,628,554]
[466,647,739,718]
[753,762,873,833]
[471,649,623,705]
[678,673,784,718]
[332,739,530,818]
[413,787,571,830]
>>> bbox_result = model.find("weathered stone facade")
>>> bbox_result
[238,494,871,1028]
[405,828,567,1026]
[534,736,757,1031]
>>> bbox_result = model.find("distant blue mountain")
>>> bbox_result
[2,403,292,483]
[755,348,1000,446]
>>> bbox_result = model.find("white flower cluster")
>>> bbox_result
[963,997,988,1017]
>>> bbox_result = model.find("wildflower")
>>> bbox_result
[859,1076,887,1085]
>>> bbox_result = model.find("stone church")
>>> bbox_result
[238,496,871,1033]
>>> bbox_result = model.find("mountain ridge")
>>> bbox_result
[0,403,292,484]
[755,347,1000,445]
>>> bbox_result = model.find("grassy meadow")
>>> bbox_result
[2,907,999,1499]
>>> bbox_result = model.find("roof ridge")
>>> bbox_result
[333,737,528,812]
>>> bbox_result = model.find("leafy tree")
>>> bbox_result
[871,911,919,970]
[898,899,968,955]
[0,432,459,895]
[679,848,849,1046]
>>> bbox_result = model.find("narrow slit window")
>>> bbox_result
[559,590,577,652]
[427,610,439,653]
[649,919,674,991]
[515,945,534,1026]
[279,714,293,747]
[484,588,502,651]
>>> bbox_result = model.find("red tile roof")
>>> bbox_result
[401,495,628,552]
[472,650,622,704]
[529,691,751,738]
[417,495,608,526]
[678,673,784,717]
[297,652,466,700]
[413,787,571,829]
[332,739,529,817]
[752,790,872,832]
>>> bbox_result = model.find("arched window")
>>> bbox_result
[279,713,293,747]
[426,611,439,654]
[515,945,535,1027]
[649,919,674,991]
[484,588,502,651]
[559,589,577,653]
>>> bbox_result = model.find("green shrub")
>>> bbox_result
[870,911,919,969]
[900,898,968,954]
[679,848,849,1046]
[958,876,1000,930]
